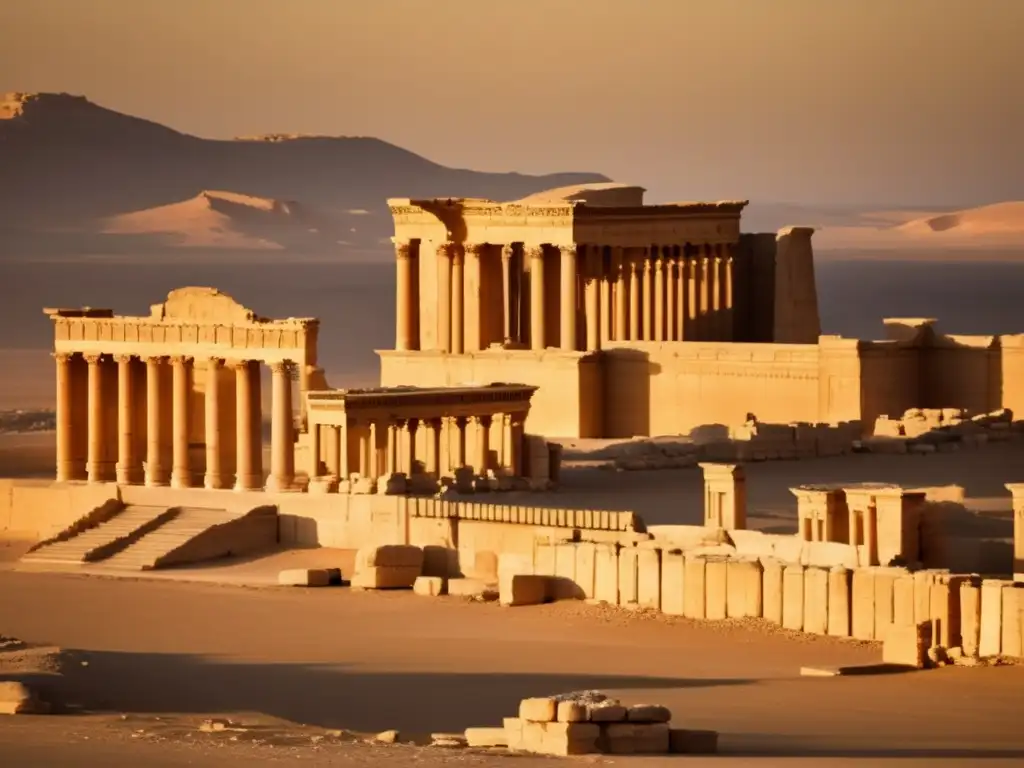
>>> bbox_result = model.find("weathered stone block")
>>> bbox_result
[504,717,525,751]
[626,704,671,723]
[464,727,508,747]
[413,575,447,596]
[599,723,637,754]
[851,568,875,640]
[960,581,981,657]
[540,722,600,756]
[556,700,589,723]
[499,573,547,607]
[574,542,597,599]
[882,621,931,668]
[827,567,851,637]
[636,547,662,611]
[872,568,900,643]
[447,578,497,599]
[892,575,915,627]
[594,544,620,605]
[588,704,627,722]
[979,579,1006,657]
[350,565,420,590]
[1001,584,1024,658]
[355,544,424,570]
[931,576,966,649]
[0,682,44,715]
[726,558,763,619]
[277,568,331,587]
[683,555,706,619]
[519,697,557,723]
[782,564,805,631]
[803,566,829,635]
[669,728,718,754]
[704,557,729,620]
[660,550,686,616]
[618,547,639,606]
[762,559,784,625]
[632,723,671,754]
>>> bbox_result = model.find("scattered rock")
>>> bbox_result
[374,729,400,744]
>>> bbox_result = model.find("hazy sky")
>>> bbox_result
[2,0,1022,206]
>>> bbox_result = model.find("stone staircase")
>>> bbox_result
[100,507,238,571]
[21,504,173,566]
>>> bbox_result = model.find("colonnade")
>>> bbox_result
[394,239,736,355]
[308,412,526,485]
[54,352,297,492]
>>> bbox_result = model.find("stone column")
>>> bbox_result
[232,360,260,491]
[502,412,526,476]
[266,361,295,492]
[699,245,711,340]
[308,423,322,480]
[559,244,578,351]
[598,248,612,344]
[386,421,398,475]
[170,356,192,489]
[613,248,628,342]
[455,416,468,469]
[723,244,735,341]
[501,244,515,344]
[366,421,377,481]
[204,358,224,490]
[425,418,441,476]
[1006,484,1024,580]
[145,356,167,487]
[338,421,351,481]
[527,246,545,350]
[113,354,135,484]
[404,418,418,476]
[628,255,640,341]
[665,253,676,341]
[436,242,453,353]
[585,246,601,351]
[642,252,654,341]
[473,415,491,474]
[85,353,105,484]
[676,247,686,340]
[710,247,723,341]
[685,249,698,339]
[54,352,76,482]
[394,239,416,351]
[324,425,340,477]
[452,245,466,354]
[653,249,665,341]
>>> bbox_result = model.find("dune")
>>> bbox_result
[100,190,337,250]
[897,201,1024,235]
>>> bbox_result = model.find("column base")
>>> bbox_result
[56,461,84,483]
[170,471,193,489]
[265,475,296,493]
[233,474,263,492]
[203,473,225,490]
[144,470,170,487]
[87,462,114,484]
[115,464,140,485]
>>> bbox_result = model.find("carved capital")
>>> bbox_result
[269,360,293,375]
[52,351,74,364]
[226,359,252,371]
[470,414,492,427]
[112,353,134,365]
[558,244,578,259]
[83,353,104,365]
[463,242,488,257]
[501,243,515,260]
[393,240,414,259]
[523,245,545,261]
[206,357,224,369]
[144,355,168,366]
[435,242,456,259]
[168,354,192,366]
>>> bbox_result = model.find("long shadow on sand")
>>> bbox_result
[33,648,751,734]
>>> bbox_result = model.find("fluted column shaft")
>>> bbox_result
[145,356,167,487]
[724,247,735,341]
[54,352,76,482]
[386,421,398,475]
[598,248,612,344]
[455,417,468,469]
[232,360,261,491]
[628,257,640,341]
[85,354,105,483]
[266,361,295,492]
[404,419,418,475]
[436,242,453,353]
[338,420,350,481]
[473,415,491,475]
[204,358,224,489]
[366,421,377,481]
[394,240,416,351]
[711,250,724,340]
[613,248,627,342]
[170,356,192,488]
[559,244,578,350]
[501,244,514,344]
[676,249,686,340]
[527,246,545,350]
[451,246,466,354]
[699,246,711,340]
[653,250,665,341]
[114,355,136,484]
[324,425,340,477]
[685,251,698,339]
[585,245,601,351]
[425,418,441,476]
[308,423,322,479]
[642,254,654,341]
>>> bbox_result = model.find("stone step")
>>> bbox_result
[100,509,236,571]
[21,505,172,564]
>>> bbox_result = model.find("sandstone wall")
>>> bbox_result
[0,480,119,542]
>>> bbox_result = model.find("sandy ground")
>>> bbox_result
[0,569,1023,766]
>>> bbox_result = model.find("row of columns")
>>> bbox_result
[55,352,296,492]
[394,239,736,355]
[309,412,525,485]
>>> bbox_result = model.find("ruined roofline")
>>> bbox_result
[308,383,538,400]
[387,197,749,216]
[43,306,318,327]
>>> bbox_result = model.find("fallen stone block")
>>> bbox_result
[504,717,525,750]
[599,723,638,754]
[632,723,670,754]
[448,578,498,600]
[277,568,331,587]
[960,581,981,658]
[626,704,671,723]
[525,722,599,756]
[669,728,718,754]
[350,565,420,590]
[355,545,424,570]
[519,697,557,723]
[556,700,589,722]
[464,727,508,748]
[499,574,548,607]
[588,703,627,722]
[374,729,400,744]
[413,576,447,596]
[882,621,931,668]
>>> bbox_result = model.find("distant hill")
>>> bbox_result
[0,92,610,254]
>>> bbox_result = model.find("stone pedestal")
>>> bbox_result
[699,463,746,529]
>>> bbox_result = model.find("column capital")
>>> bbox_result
[112,353,134,364]
[558,244,578,258]
[206,357,224,368]
[524,244,545,260]
[501,243,515,260]
[144,355,168,365]
[436,241,456,258]
[463,242,488,256]
[83,353,104,364]
[52,351,74,364]
[470,414,493,427]
[226,359,252,371]
[168,354,193,366]
[269,360,294,375]
[392,239,414,259]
